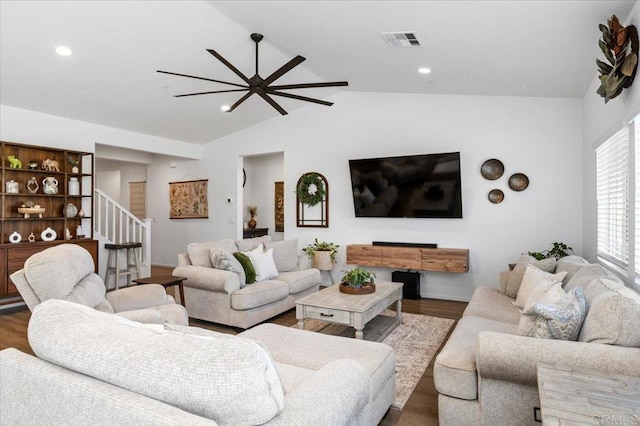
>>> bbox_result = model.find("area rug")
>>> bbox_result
[294,310,455,410]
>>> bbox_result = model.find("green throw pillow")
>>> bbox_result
[233,252,256,284]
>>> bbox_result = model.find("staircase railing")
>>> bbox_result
[94,189,152,278]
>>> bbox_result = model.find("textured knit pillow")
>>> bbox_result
[210,249,246,287]
[505,255,556,298]
[264,239,299,272]
[563,264,611,291]
[514,264,567,309]
[528,287,587,341]
[235,235,271,253]
[233,252,256,284]
[248,246,279,282]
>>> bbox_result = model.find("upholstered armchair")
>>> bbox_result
[10,244,188,325]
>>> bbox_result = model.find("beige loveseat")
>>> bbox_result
[434,255,640,425]
[0,299,396,425]
[174,236,321,329]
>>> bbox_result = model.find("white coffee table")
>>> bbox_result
[295,281,403,341]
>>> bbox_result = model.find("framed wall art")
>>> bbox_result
[274,181,284,232]
[169,179,209,219]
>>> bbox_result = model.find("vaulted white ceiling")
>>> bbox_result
[0,1,635,144]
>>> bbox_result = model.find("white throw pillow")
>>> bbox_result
[246,244,279,282]
[514,264,567,308]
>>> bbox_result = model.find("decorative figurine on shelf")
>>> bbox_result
[78,208,85,218]
[65,228,72,240]
[27,177,39,194]
[28,161,38,170]
[67,153,81,174]
[28,233,36,243]
[42,176,59,194]
[64,203,78,218]
[7,155,22,169]
[41,158,60,172]
[5,180,19,194]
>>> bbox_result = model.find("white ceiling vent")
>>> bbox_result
[380,32,422,47]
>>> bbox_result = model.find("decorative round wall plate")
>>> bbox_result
[488,189,504,204]
[480,159,504,180]
[508,173,529,191]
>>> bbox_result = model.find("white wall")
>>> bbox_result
[95,159,148,211]
[147,91,584,301]
[581,2,640,289]
[243,153,285,241]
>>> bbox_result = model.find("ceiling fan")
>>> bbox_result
[157,33,348,115]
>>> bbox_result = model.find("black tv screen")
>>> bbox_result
[348,152,463,218]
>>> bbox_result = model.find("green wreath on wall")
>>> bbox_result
[295,172,326,206]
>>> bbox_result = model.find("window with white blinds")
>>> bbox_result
[596,127,629,269]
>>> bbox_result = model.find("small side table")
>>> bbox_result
[132,275,187,307]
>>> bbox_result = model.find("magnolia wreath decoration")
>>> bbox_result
[295,172,325,206]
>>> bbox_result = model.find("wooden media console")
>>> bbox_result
[346,244,469,273]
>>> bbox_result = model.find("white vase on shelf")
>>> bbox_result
[68,177,79,196]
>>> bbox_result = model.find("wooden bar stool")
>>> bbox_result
[104,242,142,290]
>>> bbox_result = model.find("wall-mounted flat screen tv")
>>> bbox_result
[348,152,463,218]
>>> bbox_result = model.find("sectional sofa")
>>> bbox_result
[1,299,396,425]
[434,255,640,425]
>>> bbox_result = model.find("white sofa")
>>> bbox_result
[174,236,321,329]
[0,299,396,425]
[434,255,640,425]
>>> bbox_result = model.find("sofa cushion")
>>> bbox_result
[210,249,246,287]
[247,245,279,282]
[434,316,517,400]
[265,239,299,272]
[231,280,289,310]
[505,255,556,298]
[29,300,285,425]
[276,269,321,294]
[579,282,640,346]
[187,239,237,267]
[462,287,521,325]
[528,287,587,341]
[555,255,590,283]
[24,244,94,302]
[235,235,271,252]
[514,265,566,309]
[563,263,618,291]
[233,252,257,284]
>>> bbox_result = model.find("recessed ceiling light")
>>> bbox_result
[55,46,72,56]
[418,67,431,74]
[220,105,231,112]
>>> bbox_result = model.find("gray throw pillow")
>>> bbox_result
[265,240,299,272]
[528,287,587,341]
[235,235,271,252]
[563,264,612,291]
[505,255,556,298]
[187,239,237,267]
[210,249,246,287]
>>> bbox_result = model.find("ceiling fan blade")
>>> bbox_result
[255,89,288,115]
[268,81,349,90]
[267,90,333,106]
[174,88,249,98]
[263,55,306,86]
[156,70,247,88]
[206,49,252,85]
[227,91,255,113]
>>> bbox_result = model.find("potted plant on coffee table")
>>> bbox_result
[340,267,376,294]
[303,238,339,270]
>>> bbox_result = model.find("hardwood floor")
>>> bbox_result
[0,266,467,425]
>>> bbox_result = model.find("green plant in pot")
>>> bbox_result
[303,239,339,270]
[528,242,573,260]
[340,267,376,294]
